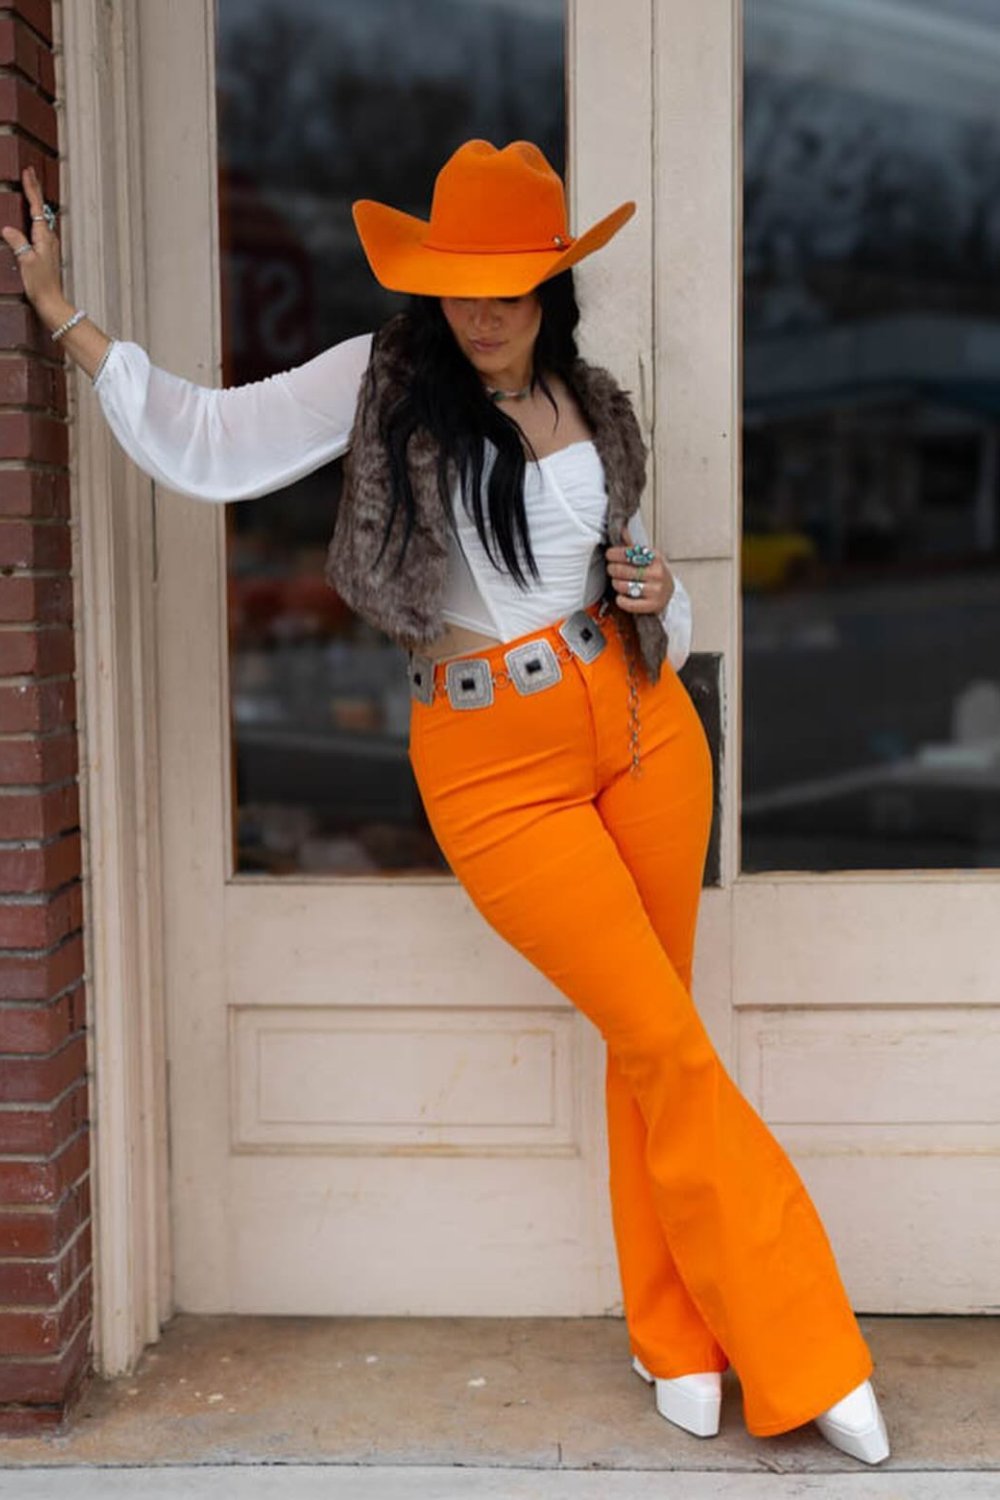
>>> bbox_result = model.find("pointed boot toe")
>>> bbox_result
[814,1379,890,1465]
[632,1353,722,1438]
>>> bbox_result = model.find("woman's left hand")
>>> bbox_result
[605,525,675,613]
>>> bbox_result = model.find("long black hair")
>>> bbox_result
[378,269,582,586]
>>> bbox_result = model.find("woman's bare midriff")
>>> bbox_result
[423,622,502,662]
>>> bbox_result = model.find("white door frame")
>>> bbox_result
[67,0,991,1374]
[60,0,171,1375]
[60,0,739,1374]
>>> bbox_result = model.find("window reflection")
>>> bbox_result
[215,0,565,875]
[742,0,1000,871]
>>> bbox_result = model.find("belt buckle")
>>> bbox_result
[445,656,494,709]
[559,609,607,664]
[408,652,436,706]
[504,637,562,695]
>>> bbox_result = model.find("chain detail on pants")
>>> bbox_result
[407,606,873,1437]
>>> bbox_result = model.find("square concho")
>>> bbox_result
[558,609,607,663]
[504,637,563,696]
[407,653,436,706]
[444,657,494,709]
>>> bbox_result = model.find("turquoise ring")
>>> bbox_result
[625,543,655,568]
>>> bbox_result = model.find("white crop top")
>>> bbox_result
[92,332,693,669]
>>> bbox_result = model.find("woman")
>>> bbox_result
[3,141,889,1464]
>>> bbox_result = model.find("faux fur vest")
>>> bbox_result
[324,314,668,684]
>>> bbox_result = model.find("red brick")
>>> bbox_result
[0,470,69,520]
[0,626,75,676]
[0,931,83,1001]
[0,17,56,94]
[0,781,79,839]
[0,1034,86,1106]
[0,77,57,151]
[0,412,68,465]
[0,521,69,570]
[0,1127,89,1208]
[0,730,77,784]
[0,575,72,625]
[0,131,55,193]
[0,981,84,1049]
[0,832,81,894]
[0,1265,90,1356]
[0,355,65,410]
[0,886,83,951]
[0,1220,90,1305]
[2,1,53,47]
[0,1173,89,1256]
[0,301,52,357]
[0,1081,88,1155]
[0,679,73,733]
[0,1316,91,1414]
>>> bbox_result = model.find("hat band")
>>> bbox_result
[422,233,576,255]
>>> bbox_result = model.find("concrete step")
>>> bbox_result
[1,1466,998,1499]
[1,1313,997,1488]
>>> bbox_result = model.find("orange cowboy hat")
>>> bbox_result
[352,139,635,298]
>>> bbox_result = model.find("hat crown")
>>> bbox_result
[424,140,572,256]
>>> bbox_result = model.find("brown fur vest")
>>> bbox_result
[324,314,668,684]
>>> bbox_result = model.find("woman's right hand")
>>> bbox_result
[1,164,113,381]
[1,165,66,320]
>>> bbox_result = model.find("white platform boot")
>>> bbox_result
[631,1354,722,1438]
[814,1379,890,1464]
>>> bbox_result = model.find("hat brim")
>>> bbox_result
[352,198,636,298]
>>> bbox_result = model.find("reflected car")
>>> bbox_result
[742,530,819,591]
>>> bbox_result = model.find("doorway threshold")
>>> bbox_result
[1,1314,996,1480]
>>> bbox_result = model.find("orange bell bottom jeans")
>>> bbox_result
[407,604,873,1437]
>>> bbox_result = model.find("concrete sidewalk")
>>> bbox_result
[0,1313,996,1496]
[1,1468,998,1499]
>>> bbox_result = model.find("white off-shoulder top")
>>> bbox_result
[93,332,693,669]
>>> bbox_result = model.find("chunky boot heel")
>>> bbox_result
[814,1379,890,1465]
[632,1353,722,1438]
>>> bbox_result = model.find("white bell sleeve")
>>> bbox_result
[91,331,374,503]
[627,511,693,672]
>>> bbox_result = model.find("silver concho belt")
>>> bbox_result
[408,608,607,709]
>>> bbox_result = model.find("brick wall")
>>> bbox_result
[0,0,91,1433]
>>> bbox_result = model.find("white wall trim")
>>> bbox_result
[59,0,171,1375]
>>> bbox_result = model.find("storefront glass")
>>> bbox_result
[215,0,565,874]
[743,0,1000,870]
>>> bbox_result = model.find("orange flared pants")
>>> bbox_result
[407,603,873,1436]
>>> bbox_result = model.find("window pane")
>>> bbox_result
[742,0,1000,872]
[215,0,566,875]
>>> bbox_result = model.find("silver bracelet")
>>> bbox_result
[51,307,87,342]
[90,338,117,385]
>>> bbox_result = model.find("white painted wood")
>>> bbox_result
[654,0,741,900]
[58,0,171,1375]
[653,0,740,565]
[570,0,654,408]
[733,878,1000,1010]
[231,1005,579,1152]
[119,0,999,1328]
[740,1008,1000,1125]
[142,0,654,1318]
[135,0,234,1311]
[774,1132,1000,1313]
[674,0,1000,1311]
[737,1005,1000,1308]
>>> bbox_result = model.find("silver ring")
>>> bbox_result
[13,243,32,258]
[627,579,644,599]
[31,204,57,231]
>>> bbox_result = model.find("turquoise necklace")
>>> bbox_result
[487,381,533,402]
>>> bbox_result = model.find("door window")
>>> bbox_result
[215,0,566,874]
[742,0,1000,871]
